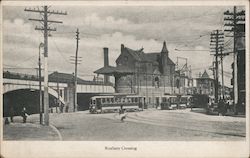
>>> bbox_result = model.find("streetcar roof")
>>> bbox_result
[91,95,145,99]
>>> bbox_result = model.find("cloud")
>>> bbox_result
[3,6,235,86]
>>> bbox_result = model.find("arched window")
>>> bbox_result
[176,79,180,88]
[154,76,160,88]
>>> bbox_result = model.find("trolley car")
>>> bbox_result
[89,94,145,114]
[160,95,178,110]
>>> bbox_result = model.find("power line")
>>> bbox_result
[51,37,71,64]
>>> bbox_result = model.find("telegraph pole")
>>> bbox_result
[25,6,67,125]
[38,43,44,124]
[56,71,60,113]
[70,29,80,112]
[224,6,245,113]
[219,46,229,99]
[210,30,224,103]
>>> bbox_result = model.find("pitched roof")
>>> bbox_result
[49,72,86,83]
[94,65,134,75]
[125,47,144,61]
[124,48,175,65]
[49,72,105,85]
[200,70,210,79]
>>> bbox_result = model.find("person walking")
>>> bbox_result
[119,105,127,122]
[9,106,14,122]
[4,117,10,125]
[21,107,28,123]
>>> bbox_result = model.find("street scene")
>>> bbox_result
[2,4,246,142]
[3,109,245,141]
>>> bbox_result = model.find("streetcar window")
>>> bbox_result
[101,98,105,103]
[106,98,110,103]
[111,98,114,103]
[128,98,131,103]
[97,99,101,105]
[117,98,121,103]
[124,98,128,103]
[162,97,166,102]
[122,98,125,103]
[135,98,138,103]
[132,98,135,103]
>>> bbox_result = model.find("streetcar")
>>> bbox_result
[160,95,178,110]
[179,95,188,109]
[190,94,209,109]
[89,94,145,114]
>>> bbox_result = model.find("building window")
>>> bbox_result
[59,89,63,97]
[154,76,160,88]
[176,79,180,88]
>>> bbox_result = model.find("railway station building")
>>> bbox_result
[95,41,187,108]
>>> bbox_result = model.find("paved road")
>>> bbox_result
[49,109,245,141]
[3,117,59,141]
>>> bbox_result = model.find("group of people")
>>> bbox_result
[4,107,29,125]
[218,99,230,116]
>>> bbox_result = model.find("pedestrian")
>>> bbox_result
[5,117,10,125]
[65,104,69,113]
[60,103,64,113]
[21,107,28,123]
[119,105,127,122]
[218,99,223,116]
[9,106,14,122]
[222,99,226,116]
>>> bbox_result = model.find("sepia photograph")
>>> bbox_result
[1,0,249,157]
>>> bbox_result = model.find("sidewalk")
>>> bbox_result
[3,116,60,141]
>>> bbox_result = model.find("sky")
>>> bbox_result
[3,5,244,87]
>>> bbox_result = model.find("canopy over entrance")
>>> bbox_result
[94,65,134,76]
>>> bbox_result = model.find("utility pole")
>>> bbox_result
[70,29,81,112]
[209,61,216,96]
[219,46,229,99]
[176,56,188,95]
[210,30,224,103]
[224,6,245,114]
[56,71,60,113]
[25,6,67,125]
[38,42,44,124]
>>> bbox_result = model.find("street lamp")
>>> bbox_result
[39,42,44,124]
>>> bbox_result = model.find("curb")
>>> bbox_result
[49,124,62,141]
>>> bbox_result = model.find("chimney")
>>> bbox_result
[121,44,124,52]
[103,47,109,83]
[103,47,109,67]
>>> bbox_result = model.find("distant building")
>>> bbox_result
[195,70,215,96]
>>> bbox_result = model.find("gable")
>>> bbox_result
[116,50,135,66]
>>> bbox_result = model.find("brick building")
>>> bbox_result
[115,41,175,94]
[95,41,178,107]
